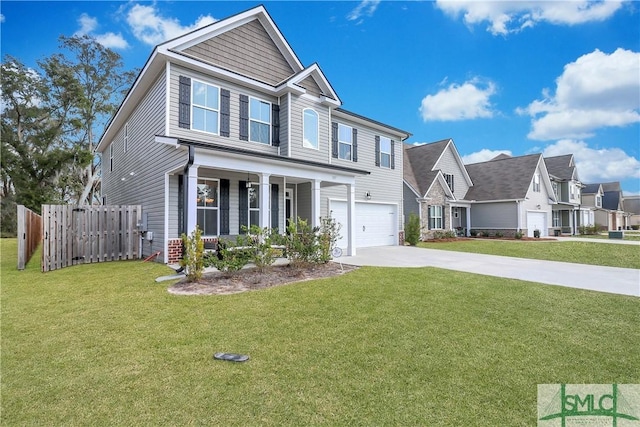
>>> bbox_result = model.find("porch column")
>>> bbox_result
[466,206,471,236]
[347,183,356,256]
[259,173,271,229]
[311,179,321,228]
[186,165,199,235]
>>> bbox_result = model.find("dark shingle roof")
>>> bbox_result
[624,196,640,214]
[584,182,623,210]
[582,183,601,194]
[403,139,450,196]
[464,154,542,201]
[545,154,575,181]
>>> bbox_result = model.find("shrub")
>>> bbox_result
[480,230,490,238]
[470,229,478,237]
[494,231,504,238]
[317,216,341,263]
[244,225,278,272]
[204,237,252,273]
[433,230,456,240]
[514,230,523,240]
[632,225,639,231]
[180,225,205,282]
[405,213,421,246]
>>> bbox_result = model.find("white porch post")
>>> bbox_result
[186,165,199,234]
[259,173,271,229]
[347,183,356,256]
[466,206,471,236]
[311,179,321,228]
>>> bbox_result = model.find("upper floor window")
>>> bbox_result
[552,181,558,199]
[379,136,392,168]
[596,194,602,208]
[569,183,575,200]
[533,173,540,192]
[338,123,352,160]
[109,143,113,172]
[197,178,219,236]
[303,109,319,149]
[249,97,270,144]
[444,173,455,193]
[192,80,220,134]
[124,123,129,153]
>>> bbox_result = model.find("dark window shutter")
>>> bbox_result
[220,89,230,137]
[178,76,191,129]
[391,140,395,169]
[352,128,358,162]
[220,179,230,235]
[427,206,432,230]
[239,94,249,141]
[239,181,248,233]
[331,122,338,158]
[271,184,279,230]
[375,135,380,167]
[442,205,446,229]
[271,104,280,147]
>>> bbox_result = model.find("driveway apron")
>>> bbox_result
[338,246,640,297]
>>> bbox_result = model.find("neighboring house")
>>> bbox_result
[623,195,640,228]
[544,154,589,235]
[464,154,557,237]
[581,183,605,229]
[97,6,410,263]
[586,182,630,230]
[403,139,474,238]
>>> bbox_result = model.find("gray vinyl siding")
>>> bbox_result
[520,163,554,231]
[298,76,324,98]
[101,70,185,257]
[168,64,280,157]
[288,95,331,163]
[403,183,420,223]
[279,94,290,156]
[296,182,312,223]
[471,202,518,229]
[433,147,470,200]
[182,19,294,85]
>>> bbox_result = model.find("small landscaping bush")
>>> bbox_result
[433,230,456,239]
[514,230,523,240]
[204,237,252,273]
[494,231,504,238]
[480,230,491,238]
[405,212,421,246]
[180,225,205,281]
[578,225,599,235]
[469,229,478,237]
[285,216,340,266]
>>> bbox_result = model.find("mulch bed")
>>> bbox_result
[168,262,358,296]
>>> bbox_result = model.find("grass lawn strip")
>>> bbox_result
[2,239,638,426]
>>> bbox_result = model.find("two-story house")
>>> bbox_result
[544,154,587,235]
[403,139,474,238]
[583,182,629,230]
[97,6,410,263]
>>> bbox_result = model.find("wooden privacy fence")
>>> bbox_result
[17,205,43,270]
[41,205,142,272]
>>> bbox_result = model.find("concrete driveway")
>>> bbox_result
[338,246,640,297]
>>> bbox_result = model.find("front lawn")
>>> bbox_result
[2,239,638,426]
[419,239,640,269]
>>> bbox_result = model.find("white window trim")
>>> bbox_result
[109,143,113,172]
[302,108,319,150]
[196,178,220,237]
[249,96,271,145]
[429,205,443,230]
[124,123,129,153]
[533,173,541,192]
[338,123,352,161]
[552,210,560,227]
[191,79,220,135]
[379,136,391,169]
[248,186,260,227]
[596,194,602,208]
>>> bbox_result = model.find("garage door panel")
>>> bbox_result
[526,211,547,237]
[331,201,397,249]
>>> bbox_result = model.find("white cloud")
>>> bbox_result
[435,0,625,35]
[461,149,513,164]
[419,78,497,121]
[126,4,216,45]
[541,139,640,183]
[347,0,380,23]
[519,48,640,140]
[75,13,129,49]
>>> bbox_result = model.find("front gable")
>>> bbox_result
[432,139,473,200]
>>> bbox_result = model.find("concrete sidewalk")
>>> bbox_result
[338,246,640,297]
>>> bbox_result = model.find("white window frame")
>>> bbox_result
[379,136,391,168]
[124,123,129,153]
[552,210,561,227]
[191,80,220,135]
[302,108,319,150]
[249,97,271,145]
[596,194,602,208]
[248,185,260,227]
[429,205,443,230]
[109,143,113,172]
[552,181,558,199]
[338,123,352,161]
[569,183,575,201]
[533,173,541,192]
[196,178,220,237]
[444,173,454,192]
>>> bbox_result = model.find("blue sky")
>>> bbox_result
[2,1,639,194]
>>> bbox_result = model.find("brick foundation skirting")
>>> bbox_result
[167,237,218,264]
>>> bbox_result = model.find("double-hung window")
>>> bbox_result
[197,179,219,236]
[338,123,352,160]
[109,144,113,172]
[248,186,260,227]
[379,136,391,168]
[192,81,220,134]
[250,97,270,144]
[124,123,129,153]
[303,109,319,149]
[596,195,602,208]
[444,174,454,193]
[429,205,443,229]
[533,174,541,192]
[552,211,560,227]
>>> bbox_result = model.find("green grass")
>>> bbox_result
[419,240,640,269]
[576,233,640,241]
[2,238,639,426]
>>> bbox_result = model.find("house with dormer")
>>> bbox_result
[544,154,589,235]
[97,6,410,263]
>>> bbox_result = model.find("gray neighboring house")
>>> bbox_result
[623,195,640,228]
[464,153,557,237]
[584,182,631,230]
[97,5,410,263]
[544,154,589,235]
[403,139,474,238]
[582,183,605,228]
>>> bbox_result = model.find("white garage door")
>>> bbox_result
[330,201,397,249]
[526,211,548,237]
